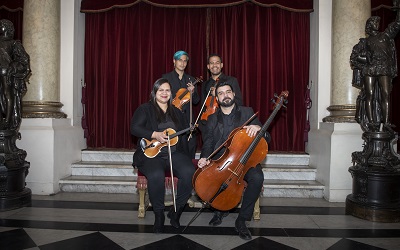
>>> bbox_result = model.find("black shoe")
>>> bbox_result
[235,219,252,240]
[153,211,165,234]
[208,211,229,226]
[167,205,184,228]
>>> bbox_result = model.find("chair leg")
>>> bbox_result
[138,188,146,218]
[253,197,260,220]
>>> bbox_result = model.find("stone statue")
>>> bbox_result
[0,19,30,130]
[0,19,31,211]
[350,4,400,132]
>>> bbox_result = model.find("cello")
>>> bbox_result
[193,91,289,211]
[200,78,219,121]
[172,76,203,110]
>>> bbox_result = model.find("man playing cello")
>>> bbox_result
[197,81,270,240]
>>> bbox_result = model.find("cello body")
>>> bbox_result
[193,90,288,211]
[193,128,268,211]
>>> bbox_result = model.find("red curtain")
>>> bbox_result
[84,2,208,148]
[83,1,311,151]
[208,3,309,151]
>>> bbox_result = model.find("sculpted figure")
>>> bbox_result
[0,19,30,130]
[350,6,400,132]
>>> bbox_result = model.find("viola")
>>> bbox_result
[172,76,203,110]
[193,91,289,211]
[200,78,219,121]
[140,126,193,158]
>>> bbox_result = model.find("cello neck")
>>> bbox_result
[240,91,289,164]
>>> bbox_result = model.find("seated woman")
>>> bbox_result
[130,78,195,233]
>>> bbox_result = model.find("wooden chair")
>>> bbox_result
[136,159,261,220]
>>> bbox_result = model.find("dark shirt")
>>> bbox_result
[162,70,200,125]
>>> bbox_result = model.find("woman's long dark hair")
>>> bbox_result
[150,78,180,126]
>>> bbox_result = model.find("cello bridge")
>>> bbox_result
[227,168,239,177]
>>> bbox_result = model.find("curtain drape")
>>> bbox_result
[84,1,310,151]
[84,2,207,148]
[80,0,313,13]
[208,3,309,151]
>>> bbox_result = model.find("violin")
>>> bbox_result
[200,78,219,121]
[193,91,289,211]
[140,126,193,158]
[172,76,203,110]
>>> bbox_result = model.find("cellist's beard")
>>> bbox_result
[219,98,234,107]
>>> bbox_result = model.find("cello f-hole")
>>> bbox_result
[218,161,232,171]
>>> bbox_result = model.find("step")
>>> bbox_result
[59,175,324,198]
[71,161,135,176]
[59,176,137,194]
[70,162,316,181]
[80,149,310,166]
[60,150,321,199]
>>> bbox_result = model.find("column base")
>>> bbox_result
[22,101,67,118]
[0,188,32,211]
[346,166,400,222]
[323,104,356,123]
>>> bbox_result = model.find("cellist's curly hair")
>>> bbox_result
[0,19,15,38]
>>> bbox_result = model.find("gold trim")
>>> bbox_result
[22,101,67,119]
[81,0,313,13]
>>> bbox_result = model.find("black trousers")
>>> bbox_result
[239,164,264,221]
[137,151,195,212]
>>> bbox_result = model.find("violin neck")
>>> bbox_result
[168,126,192,139]
[178,78,200,99]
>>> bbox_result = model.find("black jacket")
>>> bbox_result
[131,102,190,167]
[200,104,271,159]
[162,70,200,124]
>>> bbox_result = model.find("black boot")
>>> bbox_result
[153,210,165,234]
[235,218,252,240]
[209,211,229,226]
[167,205,184,228]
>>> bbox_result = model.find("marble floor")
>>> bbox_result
[1,192,400,250]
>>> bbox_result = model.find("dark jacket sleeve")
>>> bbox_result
[200,112,218,158]
[130,104,154,140]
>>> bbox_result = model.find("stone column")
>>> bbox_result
[323,0,370,122]
[22,0,66,118]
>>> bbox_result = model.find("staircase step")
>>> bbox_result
[263,165,316,180]
[262,180,324,198]
[60,150,321,199]
[59,175,324,198]
[71,161,135,176]
[80,149,310,166]
[59,176,137,193]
